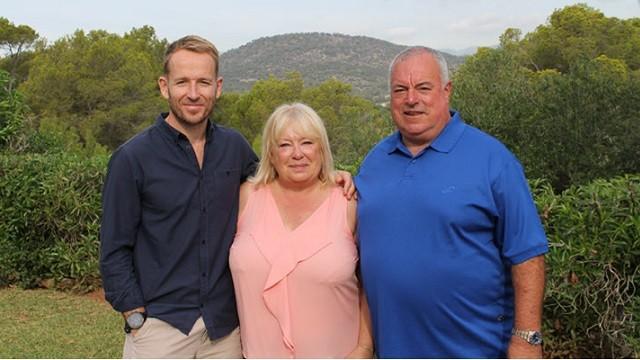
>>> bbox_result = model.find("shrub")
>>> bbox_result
[0,153,107,291]
[535,175,640,358]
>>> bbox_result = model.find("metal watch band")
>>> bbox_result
[512,328,543,345]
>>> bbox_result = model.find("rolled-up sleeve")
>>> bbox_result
[99,148,145,312]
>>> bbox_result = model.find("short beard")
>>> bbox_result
[168,100,212,128]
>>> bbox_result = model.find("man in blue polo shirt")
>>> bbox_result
[356,47,548,358]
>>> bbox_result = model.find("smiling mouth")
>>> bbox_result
[404,110,425,116]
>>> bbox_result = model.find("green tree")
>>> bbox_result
[0,70,26,148]
[0,17,38,90]
[521,4,640,72]
[19,28,166,152]
[452,6,640,191]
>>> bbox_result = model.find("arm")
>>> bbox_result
[345,199,374,358]
[238,181,255,217]
[348,289,374,358]
[508,255,545,358]
[99,149,145,314]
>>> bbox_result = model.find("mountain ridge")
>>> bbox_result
[219,32,466,103]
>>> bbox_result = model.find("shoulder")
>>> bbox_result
[458,123,522,174]
[239,181,260,214]
[359,132,397,167]
[113,123,158,157]
[108,126,154,166]
[461,123,515,158]
[214,124,251,145]
[213,124,257,160]
[240,181,259,198]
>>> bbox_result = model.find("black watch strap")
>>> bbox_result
[124,311,147,334]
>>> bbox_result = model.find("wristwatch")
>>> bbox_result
[124,311,147,334]
[512,328,543,345]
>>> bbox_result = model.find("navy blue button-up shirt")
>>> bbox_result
[100,114,258,339]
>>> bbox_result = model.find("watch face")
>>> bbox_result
[127,312,145,329]
[529,331,543,345]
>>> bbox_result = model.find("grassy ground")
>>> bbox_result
[0,287,122,358]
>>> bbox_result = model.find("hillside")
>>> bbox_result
[219,32,466,104]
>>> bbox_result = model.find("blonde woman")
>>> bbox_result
[230,103,373,358]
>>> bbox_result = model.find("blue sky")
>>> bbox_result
[4,0,639,53]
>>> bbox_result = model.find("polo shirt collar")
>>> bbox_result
[430,111,466,153]
[156,112,216,143]
[385,110,466,156]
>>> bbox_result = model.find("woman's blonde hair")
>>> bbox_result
[250,103,335,185]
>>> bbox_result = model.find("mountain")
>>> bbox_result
[439,46,480,56]
[219,33,466,104]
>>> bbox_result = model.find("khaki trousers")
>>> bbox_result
[122,317,241,359]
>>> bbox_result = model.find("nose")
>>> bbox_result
[405,88,418,106]
[291,144,304,159]
[187,82,199,100]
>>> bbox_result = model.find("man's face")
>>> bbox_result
[158,49,222,128]
[390,52,452,152]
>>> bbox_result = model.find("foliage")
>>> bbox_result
[0,153,107,290]
[0,17,38,89]
[0,288,121,358]
[452,4,640,191]
[534,175,640,358]
[214,73,395,167]
[521,4,640,72]
[19,27,166,152]
[0,69,26,148]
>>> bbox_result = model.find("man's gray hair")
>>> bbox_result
[389,46,450,88]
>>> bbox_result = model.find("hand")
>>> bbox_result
[333,170,357,200]
[508,337,542,358]
[123,306,146,337]
[347,344,374,358]
[122,306,146,320]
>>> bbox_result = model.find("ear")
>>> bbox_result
[215,76,223,99]
[158,76,169,99]
[443,80,452,100]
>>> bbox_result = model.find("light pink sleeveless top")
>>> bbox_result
[229,184,359,358]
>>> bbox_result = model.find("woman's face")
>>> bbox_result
[271,125,323,187]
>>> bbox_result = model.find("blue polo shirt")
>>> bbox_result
[356,111,548,358]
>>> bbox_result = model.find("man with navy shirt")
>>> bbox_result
[356,46,548,358]
[100,35,256,358]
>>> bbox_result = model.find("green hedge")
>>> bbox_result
[533,176,640,358]
[0,153,107,291]
[0,153,638,357]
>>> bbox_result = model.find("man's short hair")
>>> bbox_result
[163,35,219,76]
[389,46,450,87]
